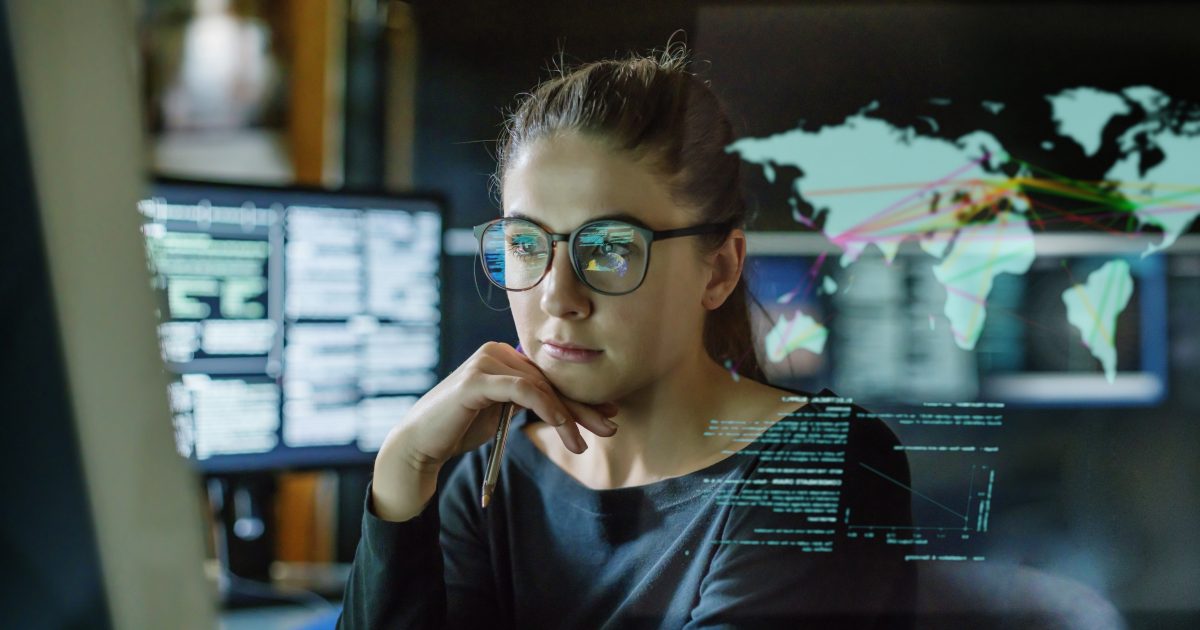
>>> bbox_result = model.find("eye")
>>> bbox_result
[580,226,635,255]
[598,240,631,256]
[506,246,535,259]
[506,235,541,259]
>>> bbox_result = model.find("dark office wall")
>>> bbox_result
[0,4,113,629]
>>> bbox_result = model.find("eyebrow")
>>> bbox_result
[505,210,652,232]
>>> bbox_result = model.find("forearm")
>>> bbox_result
[338,477,448,630]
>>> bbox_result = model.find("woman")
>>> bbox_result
[339,43,915,629]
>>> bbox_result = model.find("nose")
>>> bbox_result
[539,241,592,320]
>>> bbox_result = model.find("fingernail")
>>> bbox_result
[602,418,618,432]
[576,436,588,452]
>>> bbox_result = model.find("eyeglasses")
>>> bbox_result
[472,216,730,296]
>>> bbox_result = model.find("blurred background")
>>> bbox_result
[2,1,1197,628]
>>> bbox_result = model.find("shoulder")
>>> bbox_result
[742,384,911,511]
[766,384,904,454]
[819,393,913,527]
[719,378,814,439]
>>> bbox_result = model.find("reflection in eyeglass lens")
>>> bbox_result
[577,223,644,291]
[481,219,652,293]
[498,221,548,289]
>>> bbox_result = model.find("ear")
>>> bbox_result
[702,229,746,310]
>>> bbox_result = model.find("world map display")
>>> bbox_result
[728,86,1199,383]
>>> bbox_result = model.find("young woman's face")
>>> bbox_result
[501,132,714,405]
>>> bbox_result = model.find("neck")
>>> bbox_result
[574,346,744,488]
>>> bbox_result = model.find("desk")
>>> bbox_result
[220,603,341,630]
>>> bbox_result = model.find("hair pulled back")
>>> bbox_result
[491,37,765,383]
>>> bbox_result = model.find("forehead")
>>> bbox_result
[501,132,689,232]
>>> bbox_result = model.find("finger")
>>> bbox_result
[484,344,617,439]
[469,354,574,423]
[550,413,588,454]
[485,372,588,454]
[483,374,587,455]
[479,358,588,453]
[475,373,574,438]
[561,398,619,436]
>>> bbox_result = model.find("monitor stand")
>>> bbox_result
[206,474,285,608]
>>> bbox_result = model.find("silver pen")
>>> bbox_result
[480,401,516,508]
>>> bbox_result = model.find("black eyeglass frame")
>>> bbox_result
[472,216,732,296]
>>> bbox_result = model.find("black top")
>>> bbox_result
[337,389,916,629]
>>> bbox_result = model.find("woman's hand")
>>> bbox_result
[371,342,618,521]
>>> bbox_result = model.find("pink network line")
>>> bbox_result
[870,183,1014,233]
[830,201,1200,247]
[832,184,1020,244]
[942,283,988,306]
[830,154,991,246]
[815,168,1199,246]
[769,307,829,360]
[776,251,828,305]
[835,218,1032,247]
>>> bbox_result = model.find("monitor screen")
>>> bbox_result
[139,181,443,472]
[745,235,1170,407]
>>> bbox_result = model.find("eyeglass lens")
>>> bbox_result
[479,218,649,294]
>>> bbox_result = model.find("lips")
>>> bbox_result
[544,336,600,350]
[541,339,603,363]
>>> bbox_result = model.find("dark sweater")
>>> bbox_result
[337,390,916,629]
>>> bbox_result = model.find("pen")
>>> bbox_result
[481,342,523,509]
[480,401,516,508]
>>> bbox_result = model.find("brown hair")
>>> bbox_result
[490,38,766,383]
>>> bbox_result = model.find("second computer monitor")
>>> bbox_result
[140,180,444,472]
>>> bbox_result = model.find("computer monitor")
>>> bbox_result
[744,235,1171,407]
[139,180,445,472]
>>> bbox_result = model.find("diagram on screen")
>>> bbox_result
[845,403,1002,561]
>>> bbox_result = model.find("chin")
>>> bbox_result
[540,367,618,405]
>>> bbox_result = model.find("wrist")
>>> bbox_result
[382,424,444,476]
[370,428,442,523]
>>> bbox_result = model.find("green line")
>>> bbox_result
[1005,153,1120,198]
[1134,186,1200,208]
[1008,150,1200,209]
[1021,182,1200,215]
[1021,179,1137,210]
[1024,194,1046,228]
[1011,151,1200,214]
[1014,182,1200,232]
[1004,155,1199,220]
